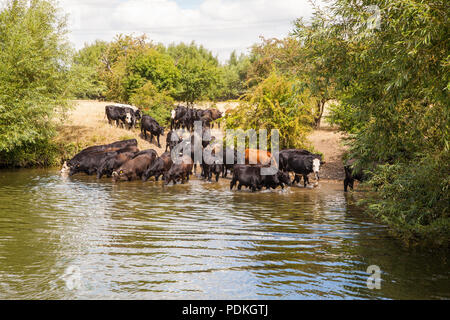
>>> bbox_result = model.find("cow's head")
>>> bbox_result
[312,158,321,181]
[135,110,142,120]
[277,171,292,186]
[69,163,81,176]
[60,161,70,175]
[125,112,132,124]
[112,169,128,181]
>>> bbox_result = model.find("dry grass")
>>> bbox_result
[55,100,166,155]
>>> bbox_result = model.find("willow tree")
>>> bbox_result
[0,0,73,166]
[295,0,449,244]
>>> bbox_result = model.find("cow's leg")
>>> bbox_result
[344,178,349,192]
[157,135,161,148]
[230,178,236,190]
[303,174,309,187]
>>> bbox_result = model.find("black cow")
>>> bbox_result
[170,105,188,130]
[66,139,137,168]
[259,170,292,190]
[105,105,135,129]
[142,152,173,182]
[287,155,321,187]
[69,151,117,176]
[230,165,262,192]
[344,158,369,192]
[65,141,138,175]
[165,130,182,152]
[132,149,157,159]
[279,149,322,172]
[141,115,164,148]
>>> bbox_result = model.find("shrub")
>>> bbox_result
[225,72,314,150]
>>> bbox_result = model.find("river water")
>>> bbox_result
[0,169,448,299]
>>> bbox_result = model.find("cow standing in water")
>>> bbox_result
[164,155,193,185]
[287,155,321,187]
[344,158,370,192]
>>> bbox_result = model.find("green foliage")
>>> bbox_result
[365,152,449,246]
[125,48,180,96]
[129,82,174,126]
[296,0,450,245]
[225,73,314,149]
[71,40,108,99]
[166,42,222,103]
[0,0,72,167]
[218,51,251,100]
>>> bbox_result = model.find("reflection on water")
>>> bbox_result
[0,168,448,299]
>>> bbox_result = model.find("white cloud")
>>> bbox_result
[59,0,315,62]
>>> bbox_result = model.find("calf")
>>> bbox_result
[259,170,292,190]
[164,155,193,185]
[142,152,173,182]
[141,115,164,148]
[222,148,244,178]
[201,146,223,182]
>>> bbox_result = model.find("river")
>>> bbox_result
[0,169,448,299]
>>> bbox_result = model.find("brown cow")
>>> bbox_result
[244,149,273,166]
[164,155,193,185]
[112,153,156,181]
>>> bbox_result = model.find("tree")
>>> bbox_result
[71,40,108,99]
[0,0,73,166]
[218,51,251,100]
[225,72,314,150]
[166,42,221,104]
[296,0,449,244]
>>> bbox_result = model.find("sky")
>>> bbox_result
[59,0,317,63]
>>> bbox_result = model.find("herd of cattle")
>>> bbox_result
[63,103,364,191]
[60,136,334,191]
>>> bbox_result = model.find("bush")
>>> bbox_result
[225,72,314,149]
[365,151,449,247]
[0,0,72,167]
